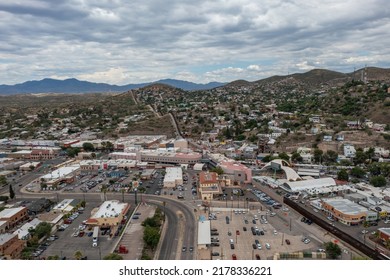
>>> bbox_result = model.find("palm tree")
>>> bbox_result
[74,250,83,260]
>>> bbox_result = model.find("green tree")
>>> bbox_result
[143,225,160,249]
[262,155,274,163]
[74,250,83,260]
[291,152,303,163]
[66,147,81,158]
[103,253,123,260]
[370,176,386,188]
[354,149,367,165]
[350,167,366,178]
[337,169,349,181]
[82,142,95,152]
[210,166,224,175]
[365,147,375,160]
[323,150,338,164]
[33,222,52,239]
[0,175,7,186]
[9,185,15,200]
[278,152,290,162]
[313,149,323,164]
[324,242,342,259]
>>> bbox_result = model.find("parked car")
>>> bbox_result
[255,254,261,260]
[285,239,291,245]
[232,254,237,260]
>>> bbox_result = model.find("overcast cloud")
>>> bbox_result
[1,0,389,84]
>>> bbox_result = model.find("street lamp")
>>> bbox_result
[134,188,138,205]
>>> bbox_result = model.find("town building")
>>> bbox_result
[220,161,252,184]
[378,228,390,242]
[13,218,42,240]
[30,149,57,160]
[321,198,377,226]
[38,164,80,186]
[197,220,211,250]
[344,144,356,158]
[0,207,29,230]
[86,200,130,228]
[199,172,222,201]
[0,233,25,259]
[163,167,183,188]
[141,150,202,165]
[281,177,336,193]
[52,199,78,213]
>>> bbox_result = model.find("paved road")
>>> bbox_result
[19,190,197,260]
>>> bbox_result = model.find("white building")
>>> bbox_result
[344,144,356,158]
[163,167,183,188]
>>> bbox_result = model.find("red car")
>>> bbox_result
[255,254,261,260]
[285,239,291,245]
[236,230,240,235]
[232,254,237,260]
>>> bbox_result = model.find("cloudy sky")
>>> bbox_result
[1,0,390,85]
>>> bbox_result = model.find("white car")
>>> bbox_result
[384,220,390,224]
[304,238,311,244]
[361,230,369,234]
[273,230,278,235]
[265,243,271,249]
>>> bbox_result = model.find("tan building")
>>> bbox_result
[163,167,183,188]
[199,171,222,201]
[0,233,26,259]
[30,149,57,160]
[0,221,6,234]
[0,207,29,230]
[86,200,130,228]
[321,198,375,226]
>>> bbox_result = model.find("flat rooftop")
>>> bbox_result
[198,220,211,245]
[324,198,368,215]
[0,233,16,246]
[0,207,26,219]
[41,165,80,180]
[92,200,128,219]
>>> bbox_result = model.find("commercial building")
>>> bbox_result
[86,200,130,228]
[197,220,211,249]
[13,218,42,240]
[52,199,78,213]
[109,152,138,160]
[0,207,29,230]
[261,159,301,181]
[199,172,222,201]
[220,161,252,184]
[19,161,41,172]
[163,167,183,188]
[281,178,336,193]
[30,149,58,160]
[378,228,390,242]
[0,233,25,259]
[38,164,80,186]
[0,221,6,234]
[321,198,377,226]
[141,150,202,165]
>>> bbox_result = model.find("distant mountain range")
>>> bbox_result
[224,67,390,88]
[1,67,389,95]
[0,78,226,95]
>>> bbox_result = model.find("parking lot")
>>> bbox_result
[205,206,321,260]
[40,201,136,260]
